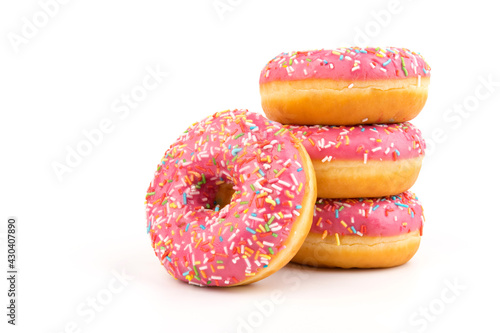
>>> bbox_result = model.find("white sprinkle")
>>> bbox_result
[361,118,368,122]
[348,83,354,88]
[364,153,368,164]
[372,147,382,152]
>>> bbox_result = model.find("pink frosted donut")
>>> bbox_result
[259,47,431,125]
[145,109,316,287]
[293,191,424,268]
[288,122,425,198]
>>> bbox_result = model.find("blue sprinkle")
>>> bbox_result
[360,49,367,53]
[200,225,206,230]
[185,223,190,232]
[297,167,303,172]
[296,205,302,209]
[251,213,257,217]
[423,68,428,74]
[395,203,409,208]
[361,128,365,132]
[215,206,220,212]
[147,220,151,234]
[219,236,223,242]
[182,270,190,276]
[263,264,268,268]
[395,149,401,156]
[373,205,380,211]
[166,256,172,262]
[323,60,328,64]
[183,193,187,205]
[383,59,392,66]
[340,55,344,60]
[256,190,260,194]
[411,211,414,218]
[276,198,280,205]
[246,227,256,234]
[175,159,179,164]
[232,147,243,156]
[258,169,265,176]
[228,144,231,149]
[335,209,339,218]
[351,226,357,233]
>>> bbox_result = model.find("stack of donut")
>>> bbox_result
[145,46,431,288]
[259,47,430,268]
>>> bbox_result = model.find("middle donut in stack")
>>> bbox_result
[259,47,430,268]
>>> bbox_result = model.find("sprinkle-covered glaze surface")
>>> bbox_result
[287,122,425,163]
[145,110,308,286]
[259,47,431,83]
[311,191,424,241]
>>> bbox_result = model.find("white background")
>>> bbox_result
[1,0,499,332]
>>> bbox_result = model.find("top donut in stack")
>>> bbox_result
[259,47,430,199]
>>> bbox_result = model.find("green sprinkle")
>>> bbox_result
[264,224,270,232]
[207,280,211,284]
[250,184,256,192]
[206,203,210,208]
[146,192,156,197]
[234,133,244,139]
[234,214,240,218]
[273,169,278,174]
[278,144,281,152]
[217,260,223,264]
[161,198,168,205]
[269,248,274,255]
[272,233,278,237]
[240,201,249,205]
[212,157,216,165]
[274,128,285,136]
[268,216,275,225]
[193,265,199,276]
[338,206,344,211]
[202,173,206,184]
[230,226,234,232]
[289,59,293,65]
[167,179,173,183]
[306,58,311,62]
[401,58,408,76]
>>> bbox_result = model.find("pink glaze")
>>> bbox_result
[288,122,425,162]
[145,110,308,287]
[259,47,431,84]
[311,191,424,238]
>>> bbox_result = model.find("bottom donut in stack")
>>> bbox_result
[292,191,424,268]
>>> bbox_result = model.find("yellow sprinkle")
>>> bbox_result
[340,220,347,228]
[298,183,303,192]
[335,233,340,245]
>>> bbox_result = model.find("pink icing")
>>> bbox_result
[259,47,431,83]
[310,191,424,238]
[145,110,308,287]
[288,122,425,162]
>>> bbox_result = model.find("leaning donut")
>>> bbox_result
[259,47,431,125]
[292,191,424,268]
[145,109,316,286]
[288,122,425,198]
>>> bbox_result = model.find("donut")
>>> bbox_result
[259,47,431,125]
[145,109,317,287]
[292,191,424,268]
[288,122,425,198]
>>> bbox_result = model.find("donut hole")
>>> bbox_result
[214,182,236,209]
